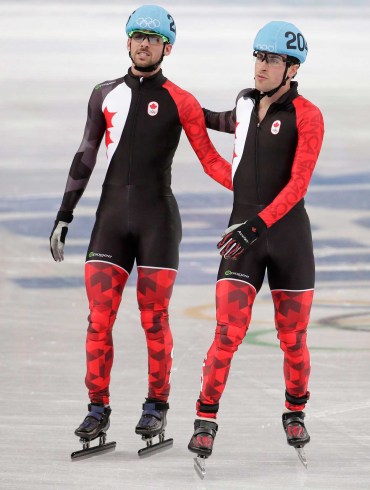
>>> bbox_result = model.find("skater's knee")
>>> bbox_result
[214,323,247,352]
[139,306,170,337]
[88,305,116,334]
[278,329,307,353]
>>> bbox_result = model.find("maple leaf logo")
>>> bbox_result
[103,106,117,149]
[148,101,159,116]
[232,121,240,160]
[271,120,281,135]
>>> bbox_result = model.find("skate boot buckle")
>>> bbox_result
[71,405,116,460]
[136,400,173,457]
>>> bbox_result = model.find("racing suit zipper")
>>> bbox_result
[128,77,144,184]
[255,122,262,204]
[255,104,274,204]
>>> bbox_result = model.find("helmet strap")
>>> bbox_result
[259,62,291,99]
[128,44,166,73]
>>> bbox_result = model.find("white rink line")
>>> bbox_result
[13,234,370,253]
[7,255,370,271]
[1,182,370,203]
[0,208,231,221]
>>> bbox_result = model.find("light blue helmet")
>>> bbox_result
[126,5,176,45]
[253,21,307,64]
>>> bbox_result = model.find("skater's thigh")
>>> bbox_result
[267,208,314,290]
[86,214,136,273]
[217,239,267,293]
[136,195,182,270]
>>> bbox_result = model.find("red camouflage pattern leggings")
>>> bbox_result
[197,279,313,418]
[84,262,176,405]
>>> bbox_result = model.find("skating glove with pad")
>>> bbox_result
[217,216,267,259]
[49,211,73,262]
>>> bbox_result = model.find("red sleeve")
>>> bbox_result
[259,96,324,227]
[163,80,233,191]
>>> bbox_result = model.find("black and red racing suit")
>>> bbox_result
[196,81,325,417]
[57,68,232,405]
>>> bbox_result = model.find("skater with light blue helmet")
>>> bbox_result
[188,20,324,477]
[50,4,233,460]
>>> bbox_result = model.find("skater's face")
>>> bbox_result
[127,30,172,69]
[253,51,299,92]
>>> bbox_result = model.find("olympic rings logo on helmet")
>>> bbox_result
[126,5,176,45]
[254,43,275,53]
[136,17,160,29]
[253,21,307,64]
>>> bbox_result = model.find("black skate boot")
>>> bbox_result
[135,399,173,456]
[188,419,218,479]
[282,411,310,468]
[71,404,116,460]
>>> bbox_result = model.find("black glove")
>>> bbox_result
[49,211,73,262]
[217,216,267,260]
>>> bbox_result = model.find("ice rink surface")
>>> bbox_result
[1,1,370,488]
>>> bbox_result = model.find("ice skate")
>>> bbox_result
[188,419,218,479]
[71,404,116,459]
[135,400,173,456]
[282,411,310,468]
